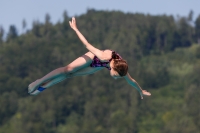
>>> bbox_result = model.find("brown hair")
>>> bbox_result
[112,52,128,77]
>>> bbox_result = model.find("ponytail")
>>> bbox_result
[112,51,120,59]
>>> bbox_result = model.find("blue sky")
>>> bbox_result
[0,0,200,34]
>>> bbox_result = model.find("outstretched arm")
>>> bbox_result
[69,17,105,60]
[124,73,151,99]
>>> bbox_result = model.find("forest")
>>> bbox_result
[0,9,200,133]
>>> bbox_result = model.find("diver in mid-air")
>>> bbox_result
[28,17,151,99]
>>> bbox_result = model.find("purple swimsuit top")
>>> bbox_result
[90,51,122,70]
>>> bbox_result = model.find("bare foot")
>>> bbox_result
[28,80,40,93]
[30,90,41,96]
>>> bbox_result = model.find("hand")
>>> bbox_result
[140,90,151,99]
[69,17,78,31]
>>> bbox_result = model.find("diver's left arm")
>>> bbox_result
[124,73,151,99]
[69,17,105,60]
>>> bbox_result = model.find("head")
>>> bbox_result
[110,59,128,79]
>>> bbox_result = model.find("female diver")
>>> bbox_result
[28,17,151,99]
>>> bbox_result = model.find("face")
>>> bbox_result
[110,69,121,79]
[110,60,121,79]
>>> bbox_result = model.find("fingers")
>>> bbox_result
[69,17,77,30]
[69,17,76,26]
[140,90,151,99]
[140,93,143,99]
[142,90,151,96]
[72,17,76,22]
[70,17,75,24]
[145,91,151,96]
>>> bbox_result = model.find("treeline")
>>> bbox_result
[0,9,200,133]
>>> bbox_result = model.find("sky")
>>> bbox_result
[0,0,200,34]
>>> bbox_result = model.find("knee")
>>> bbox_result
[55,67,67,75]
[64,65,76,74]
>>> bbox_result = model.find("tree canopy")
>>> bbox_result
[0,9,200,133]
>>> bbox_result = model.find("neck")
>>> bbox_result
[109,60,114,67]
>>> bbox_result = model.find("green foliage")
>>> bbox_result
[194,45,200,58]
[0,26,4,44]
[7,25,18,41]
[195,15,200,39]
[0,10,200,133]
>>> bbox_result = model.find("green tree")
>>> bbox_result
[7,25,18,40]
[195,15,200,44]
[0,10,199,133]
[32,20,42,37]
[187,10,194,22]
[176,17,192,47]
[0,26,4,44]
[22,19,27,33]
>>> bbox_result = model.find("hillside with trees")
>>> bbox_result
[0,9,200,133]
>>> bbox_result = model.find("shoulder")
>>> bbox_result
[101,49,113,61]
[103,49,113,54]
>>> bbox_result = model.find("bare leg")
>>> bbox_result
[41,67,103,88]
[30,66,103,95]
[40,75,67,88]
[28,52,95,93]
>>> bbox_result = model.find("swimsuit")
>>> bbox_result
[90,51,122,70]
[90,56,112,70]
